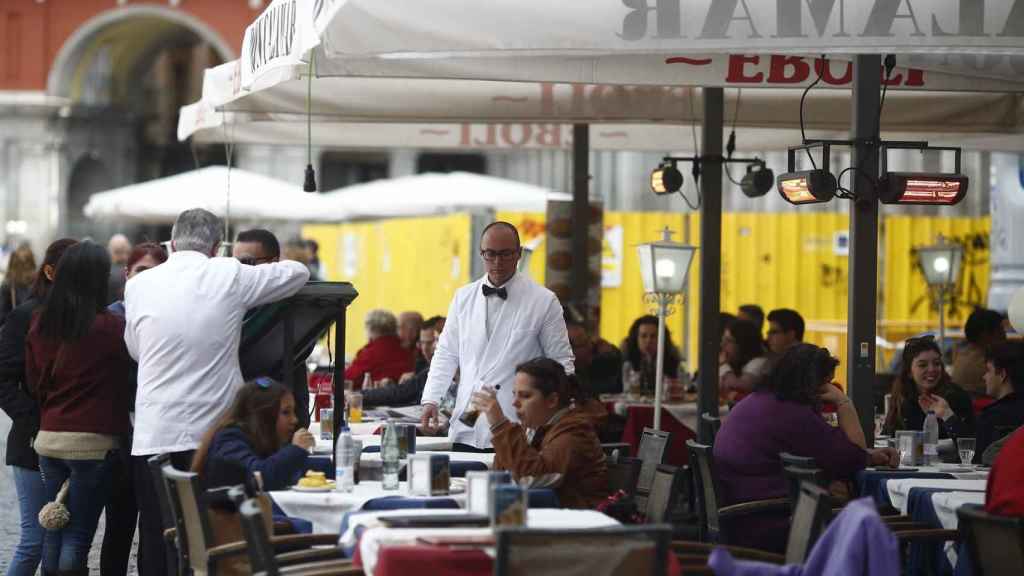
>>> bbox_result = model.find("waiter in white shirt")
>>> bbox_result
[125,208,309,576]
[421,221,574,450]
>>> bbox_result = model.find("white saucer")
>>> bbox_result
[291,484,335,492]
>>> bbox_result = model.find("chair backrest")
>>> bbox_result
[637,428,672,495]
[161,464,215,575]
[685,439,722,542]
[958,504,1024,576]
[783,481,832,564]
[607,456,643,497]
[701,413,721,445]
[602,442,633,462]
[779,452,816,469]
[238,498,280,576]
[147,454,184,576]
[781,465,828,509]
[645,464,685,524]
[495,525,672,576]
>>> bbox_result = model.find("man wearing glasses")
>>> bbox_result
[232,228,281,266]
[420,221,574,451]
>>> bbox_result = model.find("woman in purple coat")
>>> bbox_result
[712,343,899,553]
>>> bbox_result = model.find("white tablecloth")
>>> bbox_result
[360,451,494,467]
[886,478,987,514]
[606,397,729,432]
[310,425,453,454]
[357,509,620,576]
[932,491,986,530]
[270,481,466,533]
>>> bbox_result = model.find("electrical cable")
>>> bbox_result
[798,55,826,170]
[724,88,743,185]
[842,54,896,200]
[678,88,702,210]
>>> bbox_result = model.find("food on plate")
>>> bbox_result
[296,470,333,488]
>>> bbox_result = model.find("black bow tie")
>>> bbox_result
[482,284,508,300]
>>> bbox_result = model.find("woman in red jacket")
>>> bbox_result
[26,241,132,576]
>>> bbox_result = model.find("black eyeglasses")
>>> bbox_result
[238,256,275,266]
[480,249,519,262]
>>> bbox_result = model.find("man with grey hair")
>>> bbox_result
[345,308,415,386]
[124,208,309,576]
[107,233,132,303]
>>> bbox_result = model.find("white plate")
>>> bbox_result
[291,484,336,492]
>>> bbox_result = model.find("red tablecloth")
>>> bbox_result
[618,405,696,467]
[369,543,684,576]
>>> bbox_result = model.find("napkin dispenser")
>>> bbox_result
[466,471,512,515]
[408,454,450,496]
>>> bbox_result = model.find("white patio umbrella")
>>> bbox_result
[83,166,325,224]
[310,171,571,222]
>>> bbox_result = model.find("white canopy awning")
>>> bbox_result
[311,172,571,222]
[82,166,323,224]
[181,1,1023,149]
[239,0,1024,91]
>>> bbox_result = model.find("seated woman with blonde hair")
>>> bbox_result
[192,377,315,491]
[471,357,608,509]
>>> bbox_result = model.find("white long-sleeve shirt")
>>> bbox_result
[126,251,309,456]
[422,272,574,448]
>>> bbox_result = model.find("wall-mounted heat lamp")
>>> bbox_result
[777,142,836,205]
[878,145,968,205]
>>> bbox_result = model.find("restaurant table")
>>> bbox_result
[353,509,622,576]
[885,478,987,514]
[900,487,986,576]
[855,466,983,508]
[270,481,466,533]
[602,397,729,466]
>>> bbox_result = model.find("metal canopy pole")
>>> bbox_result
[332,309,347,459]
[697,87,724,443]
[571,124,591,316]
[848,55,881,447]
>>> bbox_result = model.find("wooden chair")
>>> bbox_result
[781,465,828,510]
[160,465,342,576]
[672,480,832,569]
[645,464,685,524]
[607,456,643,497]
[494,525,673,576]
[238,498,363,576]
[637,428,673,508]
[685,439,789,544]
[148,454,185,576]
[778,452,816,469]
[602,442,633,462]
[700,413,721,445]
[957,504,1024,576]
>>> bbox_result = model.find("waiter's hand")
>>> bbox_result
[421,403,440,434]
[472,387,506,428]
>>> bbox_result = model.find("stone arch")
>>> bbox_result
[66,155,113,239]
[46,5,234,101]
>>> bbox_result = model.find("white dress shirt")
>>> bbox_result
[422,272,574,448]
[125,251,309,456]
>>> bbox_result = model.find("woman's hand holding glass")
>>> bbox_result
[292,428,315,450]
[471,386,507,428]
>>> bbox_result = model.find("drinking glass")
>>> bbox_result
[348,392,363,423]
[957,437,976,466]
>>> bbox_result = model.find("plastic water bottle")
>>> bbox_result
[335,428,355,492]
[381,420,401,490]
[923,411,939,466]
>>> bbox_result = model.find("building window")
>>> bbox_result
[416,153,486,174]
[319,151,388,190]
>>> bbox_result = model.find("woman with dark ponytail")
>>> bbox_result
[470,357,608,508]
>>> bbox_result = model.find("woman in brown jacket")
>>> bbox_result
[472,357,608,508]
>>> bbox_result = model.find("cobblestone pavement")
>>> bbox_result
[0,414,139,575]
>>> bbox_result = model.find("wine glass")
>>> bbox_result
[957,437,976,466]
